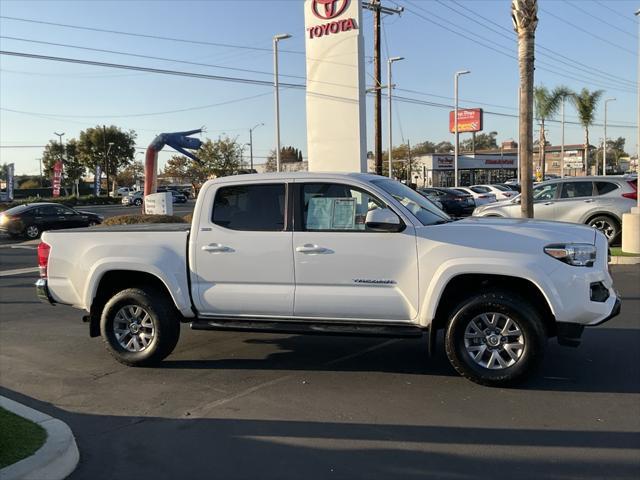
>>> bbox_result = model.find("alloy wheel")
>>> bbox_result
[113,305,155,352]
[463,312,525,370]
[590,219,615,240]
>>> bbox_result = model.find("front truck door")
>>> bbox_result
[292,182,419,322]
[191,182,294,317]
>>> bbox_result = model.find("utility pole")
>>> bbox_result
[560,97,565,178]
[362,1,403,176]
[454,70,470,187]
[273,33,291,173]
[387,56,404,178]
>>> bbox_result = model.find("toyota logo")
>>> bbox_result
[312,0,350,20]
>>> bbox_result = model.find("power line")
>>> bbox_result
[593,0,638,26]
[442,0,636,89]
[0,15,304,55]
[563,0,636,39]
[0,50,304,88]
[539,7,636,56]
[404,1,636,93]
[1,49,636,131]
[0,36,302,80]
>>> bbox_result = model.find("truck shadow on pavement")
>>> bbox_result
[1,387,638,480]
[160,326,640,394]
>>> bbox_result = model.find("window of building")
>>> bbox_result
[212,184,285,231]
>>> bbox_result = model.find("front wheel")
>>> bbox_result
[445,291,546,387]
[134,198,142,206]
[588,215,619,244]
[100,287,180,367]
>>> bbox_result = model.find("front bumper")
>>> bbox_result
[557,295,621,347]
[35,278,55,305]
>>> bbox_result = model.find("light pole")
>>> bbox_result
[53,131,65,163]
[249,123,264,172]
[603,98,616,176]
[273,33,291,173]
[636,9,640,211]
[106,142,114,194]
[387,56,404,178]
[454,70,470,187]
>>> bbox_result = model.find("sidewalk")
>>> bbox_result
[0,396,79,480]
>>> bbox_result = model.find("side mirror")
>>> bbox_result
[365,208,403,232]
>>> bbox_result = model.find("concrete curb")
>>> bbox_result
[609,256,640,265]
[0,396,79,480]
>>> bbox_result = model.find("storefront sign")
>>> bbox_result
[144,192,173,216]
[449,108,483,133]
[305,0,367,172]
[52,161,63,198]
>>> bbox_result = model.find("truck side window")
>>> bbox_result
[212,184,285,231]
[301,183,385,231]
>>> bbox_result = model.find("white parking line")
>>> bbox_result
[0,267,39,277]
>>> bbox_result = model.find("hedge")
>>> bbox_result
[102,214,188,226]
[0,195,121,211]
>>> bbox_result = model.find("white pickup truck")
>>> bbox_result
[36,173,621,386]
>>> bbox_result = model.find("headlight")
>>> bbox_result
[0,214,6,225]
[544,243,596,267]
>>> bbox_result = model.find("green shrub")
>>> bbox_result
[103,214,188,226]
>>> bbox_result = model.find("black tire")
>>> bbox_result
[587,215,620,244]
[100,287,180,367]
[445,291,546,387]
[24,224,40,240]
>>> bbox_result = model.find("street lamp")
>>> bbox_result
[249,122,264,172]
[53,131,65,162]
[603,98,616,175]
[454,70,471,187]
[273,33,291,173]
[387,56,404,178]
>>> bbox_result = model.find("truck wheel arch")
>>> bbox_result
[429,274,557,339]
[88,270,184,337]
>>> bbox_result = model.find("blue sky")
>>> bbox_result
[0,0,638,175]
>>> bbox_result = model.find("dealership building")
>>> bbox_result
[412,153,517,187]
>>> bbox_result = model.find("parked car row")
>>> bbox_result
[121,189,188,206]
[473,176,637,244]
[0,203,103,239]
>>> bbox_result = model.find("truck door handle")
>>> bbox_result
[296,244,330,254]
[202,243,233,253]
[583,199,594,203]
[544,202,554,205]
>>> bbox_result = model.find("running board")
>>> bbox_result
[190,318,425,338]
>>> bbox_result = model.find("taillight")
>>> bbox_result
[38,242,50,278]
[623,181,637,200]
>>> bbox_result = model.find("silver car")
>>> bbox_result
[473,176,638,243]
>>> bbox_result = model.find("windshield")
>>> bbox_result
[493,185,510,191]
[371,179,451,226]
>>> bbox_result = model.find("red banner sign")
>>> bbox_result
[449,108,483,133]
[52,161,63,197]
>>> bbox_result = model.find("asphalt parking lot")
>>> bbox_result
[0,245,638,480]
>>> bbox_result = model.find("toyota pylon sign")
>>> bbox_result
[52,161,63,197]
[305,0,367,172]
[449,108,483,133]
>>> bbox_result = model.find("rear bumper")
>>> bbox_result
[557,296,621,347]
[35,279,55,305]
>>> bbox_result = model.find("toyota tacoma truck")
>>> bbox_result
[35,173,621,386]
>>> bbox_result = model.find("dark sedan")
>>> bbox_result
[0,203,103,239]
[169,190,188,204]
[418,188,475,216]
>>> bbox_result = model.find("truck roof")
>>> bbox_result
[207,172,383,186]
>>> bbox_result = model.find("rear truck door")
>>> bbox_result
[190,181,295,317]
[291,181,419,322]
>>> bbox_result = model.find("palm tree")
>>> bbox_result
[571,88,604,175]
[534,85,572,177]
[512,0,538,218]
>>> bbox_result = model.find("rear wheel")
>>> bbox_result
[445,291,546,387]
[100,287,180,367]
[588,215,619,244]
[24,224,40,239]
